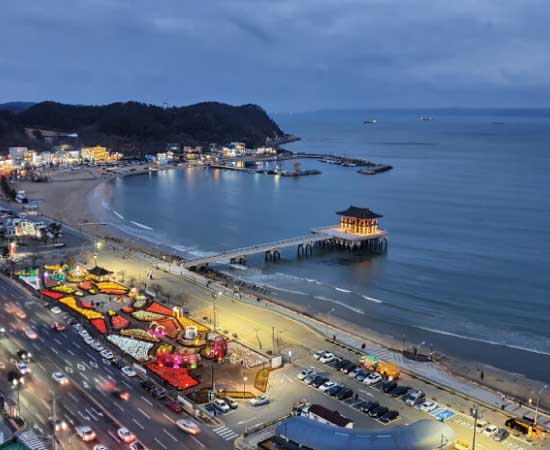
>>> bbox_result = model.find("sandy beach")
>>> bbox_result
[16,165,550,413]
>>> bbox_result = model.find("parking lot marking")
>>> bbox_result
[163,428,178,442]
[141,395,154,407]
[190,436,206,448]
[154,438,167,449]
[162,413,176,424]
[138,408,151,419]
[108,430,121,443]
[132,418,144,430]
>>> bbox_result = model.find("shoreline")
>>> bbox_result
[18,165,550,414]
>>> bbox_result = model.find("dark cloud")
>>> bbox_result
[1,0,548,111]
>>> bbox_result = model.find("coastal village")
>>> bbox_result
[0,132,547,450]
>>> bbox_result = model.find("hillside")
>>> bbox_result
[0,101,35,113]
[0,101,287,154]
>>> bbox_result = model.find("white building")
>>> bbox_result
[9,147,28,162]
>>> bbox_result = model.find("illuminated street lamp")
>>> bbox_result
[534,385,548,426]
[243,376,248,398]
[471,405,479,450]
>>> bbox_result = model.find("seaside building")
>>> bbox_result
[336,205,382,236]
[8,147,28,163]
[304,404,354,429]
[82,145,109,163]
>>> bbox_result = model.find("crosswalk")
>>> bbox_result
[17,430,49,450]
[212,424,239,441]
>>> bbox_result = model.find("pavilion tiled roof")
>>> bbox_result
[336,205,382,219]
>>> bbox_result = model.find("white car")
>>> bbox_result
[297,368,314,380]
[93,445,109,450]
[483,424,499,438]
[176,418,201,435]
[49,416,68,431]
[250,395,270,407]
[475,420,488,433]
[73,323,83,331]
[313,351,326,360]
[76,425,96,442]
[52,371,69,385]
[117,427,135,443]
[416,401,438,413]
[92,341,104,352]
[51,306,62,314]
[363,372,383,385]
[213,398,230,413]
[319,352,336,364]
[24,329,38,340]
[84,336,94,345]
[121,366,137,377]
[319,381,338,392]
[79,329,90,338]
[16,361,31,375]
[100,350,114,360]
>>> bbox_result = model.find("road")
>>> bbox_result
[0,275,234,450]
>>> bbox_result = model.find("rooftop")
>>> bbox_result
[308,404,353,428]
[336,206,382,219]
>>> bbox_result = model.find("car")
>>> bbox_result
[475,420,488,433]
[336,387,353,400]
[16,362,31,375]
[76,425,96,442]
[349,367,364,378]
[363,372,383,385]
[416,400,438,412]
[361,400,379,414]
[341,362,357,374]
[0,326,6,335]
[297,368,314,380]
[390,385,410,398]
[112,389,130,401]
[404,390,425,406]
[166,401,183,413]
[100,350,114,360]
[52,322,66,332]
[313,350,326,360]
[213,398,230,413]
[382,380,397,393]
[312,376,329,388]
[493,428,509,442]
[73,323,83,331]
[380,410,399,423]
[117,427,135,443]
[24,329,38,340]
[92,341,105,352]
[48,416,68,431]
[319,381,338,392]
[129,441,148,450]
[304,372,317,385]
[121,366,136,377]
[483,424,499,438]
[141,380,154,391]
[224,397,238,409]
[84,336,94,345]
[79,329,89,337]
[16,350,31,361]
[326,384,344,396]
[93,445,109,450]
[151,386,166,400]
[51,306,62,314]
[52,371,69,385]
[250,395,270,407]
[176,418,201,435]
[319,352,336,364]
[369,405,389,418]
[355,370,369,382]
[16,311,27,319]
[335,359,350,370]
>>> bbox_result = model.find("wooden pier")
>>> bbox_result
[183,206,388,270]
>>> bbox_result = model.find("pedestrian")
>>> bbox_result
[361,343,366,350]
[480,370,484,380]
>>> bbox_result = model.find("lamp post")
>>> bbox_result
[325,308,334,338]
[534,385,548,427]
[243,376,248,398]
[471,405,479,450]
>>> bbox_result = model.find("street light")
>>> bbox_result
[534,385,549,427]
[243,376,248,398]
[325,308,334,338]
[471,405,479,450]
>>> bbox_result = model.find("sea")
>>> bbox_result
[92,109,550,382]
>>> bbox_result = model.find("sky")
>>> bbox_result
[1,0,549,112]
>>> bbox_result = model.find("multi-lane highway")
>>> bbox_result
[0,274,236,450]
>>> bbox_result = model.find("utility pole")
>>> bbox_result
[272,324,276,354]
[471,405,479,450]
[51,394,57,450]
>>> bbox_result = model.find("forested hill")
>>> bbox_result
[0,101,287,153]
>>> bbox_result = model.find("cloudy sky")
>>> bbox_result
[1,0,549,111]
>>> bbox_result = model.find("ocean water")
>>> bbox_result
[99,109,550,381]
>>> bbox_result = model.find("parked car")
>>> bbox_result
[121,366,136,377]
[349,367,364,378]
[380,410,399,423]
[76,426,96,442]
[100,350,114,360]
[336,387,353,400]
[475,420,488,433]
[117,427,135,443]
[250,395,270,407]
[50,306,62,314]
[341,362,357,374]
[52,322,66,332]
[355,370,369,382]
[129,441,148,450]
[404,390,425,406]
[224,397,238,409]
[390,385,410,398]
[319,352,336,364]
[416,400,438,412]
[313,351,326,360]
[326,384,344,396]
[335,359,349,370]
[165,401,183,413]
[493,428,509,442]
[319,381,338,392]
[363,372,383,385]
[312,376,329,388]
[483,424,499,438]
[304,372,317,385]
[16,362,31,375]
[214,398,230,413]
[382,380,397,393]
[24,329,38,340]
[151,386,166,400]
[176,418,201,435]
[297,368,315,380]
[48,416,68,431]
[92,341,104,352]
[369,406,389,419]
[361,401,379,414]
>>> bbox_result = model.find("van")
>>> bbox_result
[404,390,425,406]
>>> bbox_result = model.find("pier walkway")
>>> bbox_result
[182,227,387,268]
